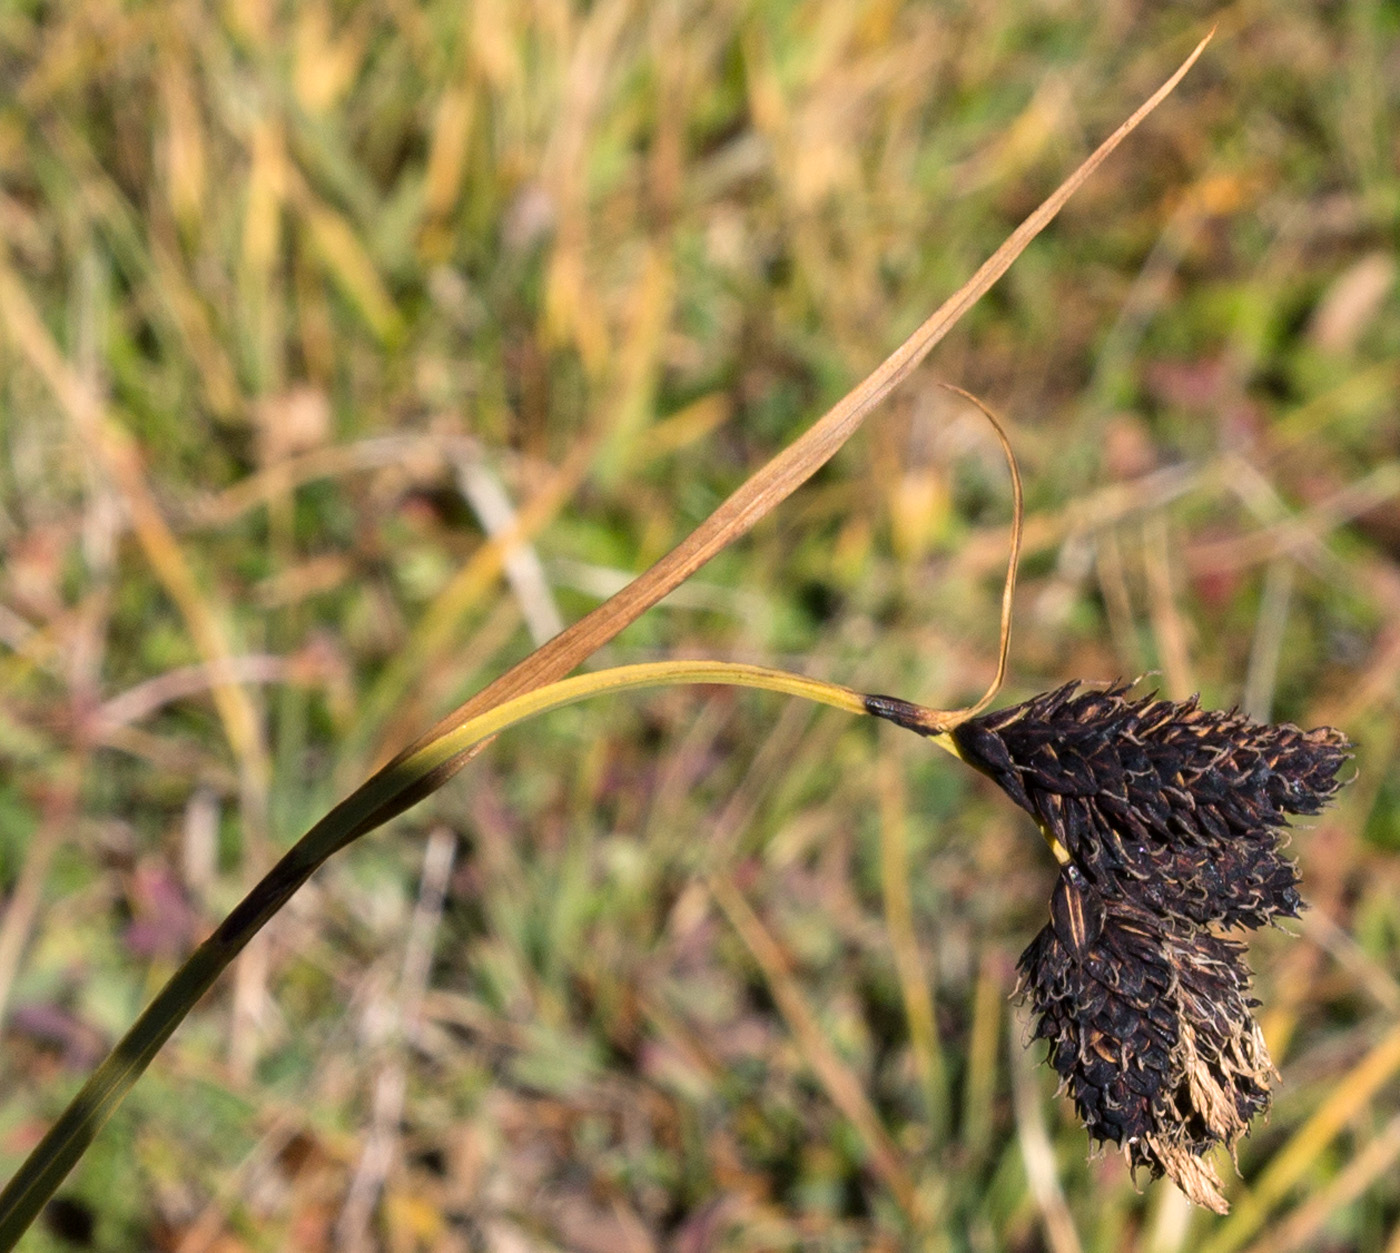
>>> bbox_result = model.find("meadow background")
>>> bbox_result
[1,2,1398,1250]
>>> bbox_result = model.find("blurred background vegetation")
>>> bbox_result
[0,1,1397,1250]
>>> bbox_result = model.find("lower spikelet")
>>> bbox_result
[1018,868,1278,1212]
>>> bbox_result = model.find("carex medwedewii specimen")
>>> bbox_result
[871,679,1351,1211]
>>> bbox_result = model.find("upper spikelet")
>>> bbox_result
[952,683,1350,929]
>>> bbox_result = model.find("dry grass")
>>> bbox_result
[1,2,1398,1250]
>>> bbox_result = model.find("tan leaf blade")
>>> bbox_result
[370,28,1215,825]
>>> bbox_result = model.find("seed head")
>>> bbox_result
[946,682,1351,1209]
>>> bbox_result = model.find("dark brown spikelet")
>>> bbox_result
[1018,869,1275,1212]
[940,682,1352,1210]
[951,682,1351,929]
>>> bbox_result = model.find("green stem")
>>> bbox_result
[0,660,930,1249]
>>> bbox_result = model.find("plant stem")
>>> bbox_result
[0,660,924,1249]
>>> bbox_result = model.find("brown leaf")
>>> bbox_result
[357,31,1217,833]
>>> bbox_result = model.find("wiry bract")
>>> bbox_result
[949,682,1351,1211]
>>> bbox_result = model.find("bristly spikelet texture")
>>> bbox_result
[1019,869,1274,1211]
[952,682,1350,928]
[950,682,1351,1212]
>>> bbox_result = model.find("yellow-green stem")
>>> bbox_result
[0,660,922,1250]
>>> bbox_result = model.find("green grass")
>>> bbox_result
[2,2,1399,1250]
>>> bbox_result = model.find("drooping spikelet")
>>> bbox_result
[1018,867,1275,1212]
[869,680,1352,1210]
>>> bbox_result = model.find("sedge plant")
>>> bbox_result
[0,31,1346,1245]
